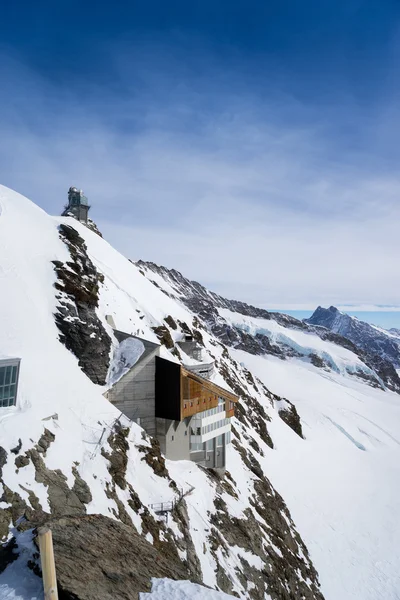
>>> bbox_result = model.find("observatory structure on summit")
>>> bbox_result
[62,187,90,223]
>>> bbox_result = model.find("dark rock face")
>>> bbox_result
[307,306,400,392]
[151,325,174,349]
[137,262,400,394]
[38,514,190,600]
[307,306,400,368]
[53,224,112,385]
[101,427,130,490]
[135,261,308,332]
[277,400,304,439]
[209,454,324,600]
[27,449,88,518]
[0,537,18,575]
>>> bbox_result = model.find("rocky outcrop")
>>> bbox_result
[307,307,400,392]
[307,306,400,369]
[35,514,190,600]
[276,399,304,439]
[137,262,400,394]
[53,224,112,385]
[209,463,324,600]
[151,325,174,349]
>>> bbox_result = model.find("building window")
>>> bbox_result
[184,430,188,436]
[0,360,20,408]
[171,435,174,441]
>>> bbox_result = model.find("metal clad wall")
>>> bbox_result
[107,352,158,435]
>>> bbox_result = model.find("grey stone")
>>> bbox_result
[39,514,191,600]
[15,455,30,469]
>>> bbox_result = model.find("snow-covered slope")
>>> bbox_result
[0,185,324,600]
[1,184,400,600]
[138,261,400,600]
[307,305,400,368]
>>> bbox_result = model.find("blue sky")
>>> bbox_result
[1,0,400,315]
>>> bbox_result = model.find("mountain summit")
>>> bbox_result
[306,305,400,369]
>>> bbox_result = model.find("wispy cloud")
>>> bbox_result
[1,48,399,308]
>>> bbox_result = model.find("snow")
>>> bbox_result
[140,578,241,599]
[108,337,146,385]
[232,348,400,600]
[0,530,43,600]
[218,307,375,377]
[1,183,400,600]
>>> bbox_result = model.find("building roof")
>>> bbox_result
[113,330,159,365]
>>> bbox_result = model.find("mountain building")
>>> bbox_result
[105,325,237,469]
[62,187,90,223]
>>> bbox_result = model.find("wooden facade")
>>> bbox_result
[155,357,238,421]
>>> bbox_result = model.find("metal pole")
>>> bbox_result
[38,527,59,600]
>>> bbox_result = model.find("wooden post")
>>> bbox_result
[38,526,59,600]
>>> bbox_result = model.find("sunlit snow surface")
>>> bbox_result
[231,350,400,600]
[1,184,400,600]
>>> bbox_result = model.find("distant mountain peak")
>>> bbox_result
[307,306,400,369]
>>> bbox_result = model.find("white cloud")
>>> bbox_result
[1,52,399,308]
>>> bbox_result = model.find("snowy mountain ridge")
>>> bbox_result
[306,305,400,369]
[136,261,400,393]
[0,185,324,600]
[0,185,400,600]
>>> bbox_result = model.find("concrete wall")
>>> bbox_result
[156,417,190,461]
[107,349,159,436]
[190,434,226,469]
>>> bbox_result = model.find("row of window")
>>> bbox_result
[190,417,230,437]
[190,433,230,453]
